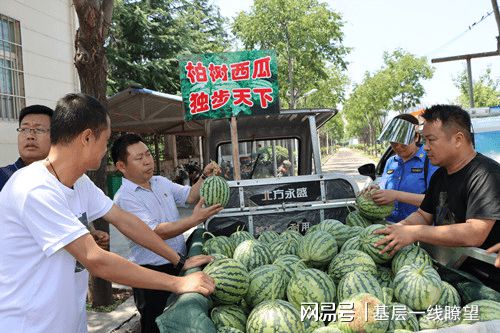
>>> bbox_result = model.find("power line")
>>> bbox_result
[425,11,494,57]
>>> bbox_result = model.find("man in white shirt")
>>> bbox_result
[111,133,223,333]
[0,93,215,333]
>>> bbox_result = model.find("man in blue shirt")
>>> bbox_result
[373,114,438,222]
[0,105,53,191]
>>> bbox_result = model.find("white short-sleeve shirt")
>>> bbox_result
[0,161,113,333]
[114,176,190,265]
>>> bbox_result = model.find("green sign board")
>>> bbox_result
[179,50,279,121]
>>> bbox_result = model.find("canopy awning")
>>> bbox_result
[107,87,204,135]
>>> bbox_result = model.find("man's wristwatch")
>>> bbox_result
[174,252,186,275]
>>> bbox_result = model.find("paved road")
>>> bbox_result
[322,147,378,191]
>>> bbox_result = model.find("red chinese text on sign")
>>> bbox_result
[252,56,272,79]
[233,88,253,107]
[211,89,231,109]
[253,87,274,108]
[230,61,251,81]
[208,63,229,83]
[189,92,210,114]
[185,61,208,84]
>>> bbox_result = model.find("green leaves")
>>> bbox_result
[454,67,500,108]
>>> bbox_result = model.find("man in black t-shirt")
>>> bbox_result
[374,105,499,285]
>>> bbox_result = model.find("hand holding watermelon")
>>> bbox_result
[373,223,420,256]
[173,271,215,297]
[183,254,215,271]
[192,197,224,224]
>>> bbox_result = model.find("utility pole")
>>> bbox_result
[431,0,500,108]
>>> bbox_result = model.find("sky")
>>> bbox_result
[212,0,500,108]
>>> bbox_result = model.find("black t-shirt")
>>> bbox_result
[421,153,500,249]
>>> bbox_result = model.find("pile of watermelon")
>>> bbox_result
[200,217,500,333]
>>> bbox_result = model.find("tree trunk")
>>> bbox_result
[73,0,114,307]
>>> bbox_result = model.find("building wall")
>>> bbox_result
[0,0,79,165]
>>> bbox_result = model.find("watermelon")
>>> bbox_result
[375,266,393,289]
[391,243,432,274]
[337,293,390,333]
[203,233,235,258]
[461,299,500,323]
[437,281,461,307]
[419,308,460,329]
[386,303,419,332]
[273,254,308,282]
[233,240,273,271]
[327,250,377,284]
[211,305,247,332]
[230,230,254,248]
[382,287,393,304]
[281,229,303,242]
[393,263,442,310]
[245,265,287,308]
[337,271,383,302]
[340,236,362,252]
[303,318,325,333]
[258,230,280,244]
[203,258,249,305]
[246,300,305,333]
[311,327,342,333]
[217,328,244,333]
[201,175,230,207]
[308,220,357,247]
[297,230,338,268]
[359,224,393,264]
[356,189,394,220]
[306,219,344,235]
[346,210,371,228]
[269,238,298,260]
[287,268,337,310]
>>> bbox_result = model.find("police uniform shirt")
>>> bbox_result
[379,145,438,222]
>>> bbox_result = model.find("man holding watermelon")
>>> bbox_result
[111,133,223,333]
[375,105,500,286]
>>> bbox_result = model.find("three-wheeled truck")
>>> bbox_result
[155,108,500,332]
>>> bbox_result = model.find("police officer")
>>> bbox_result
[372,113,438,223]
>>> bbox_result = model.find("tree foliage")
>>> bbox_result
[106,0,230,95]
[232,0,349,109]
[343,49,433,150]
[454,67,500,108]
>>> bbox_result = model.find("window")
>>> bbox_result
[217,138,299,180]
[0,14,25,120]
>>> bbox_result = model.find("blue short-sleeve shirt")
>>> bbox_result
[379,145,438,222]
[0,158,25,191]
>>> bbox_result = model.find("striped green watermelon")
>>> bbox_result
[419,310,460,329]
[461,299,500,323]
[391,243,432,274]
[387,303,419,332]
[303,318,325,333]
[233,240,273,271]
[437,281,461,307]
[311,327,342,333]
[375,266,394,289]
[269,239,298,260]
[337,271,383,301]
[286,268,337,310]
[211,305,247,332]
[382,287,393,304]
[297,231,338,268]
[230,230,254,248]
[273,254,307,282]
[393,263,442,310]
[359,224,393,264]
[245,265,287,308]
[356,189,394,220]
[203,258,249,305]
[246,300,305,333]
[203,233,235,258]
[340,236,362,252]
[257,230,280,244]
[281,229,303,242]
[306,219,344,235]
[308,221,357,247]
[327,250,377,284]
[346,210,371,228]
[217,327,244,333]
[201,175,230,207]
[337,293,390,333]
